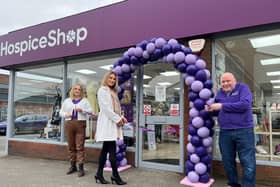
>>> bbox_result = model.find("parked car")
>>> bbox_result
[0,114,48,135]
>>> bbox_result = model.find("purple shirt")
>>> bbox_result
[214,83,253,129]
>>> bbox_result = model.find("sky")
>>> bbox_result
[0,0,124,35]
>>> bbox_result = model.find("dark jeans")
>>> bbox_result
[96,141,119,178]
[219,127,256,187]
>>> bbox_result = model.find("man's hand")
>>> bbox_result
[205,103,222,111]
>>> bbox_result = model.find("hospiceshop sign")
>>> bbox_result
[0,27,88,57]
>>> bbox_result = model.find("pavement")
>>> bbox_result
[0,136,275,187]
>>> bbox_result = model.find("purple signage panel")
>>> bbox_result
[0,0,279,67]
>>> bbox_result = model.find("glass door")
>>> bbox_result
[137,62,184,172]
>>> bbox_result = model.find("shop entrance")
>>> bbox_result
[137,62,184,172]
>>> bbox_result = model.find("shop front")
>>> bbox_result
[0,0,280,183]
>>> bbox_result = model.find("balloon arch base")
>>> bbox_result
[180,177,215,187]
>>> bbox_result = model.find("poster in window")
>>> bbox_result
[155,86,166,102]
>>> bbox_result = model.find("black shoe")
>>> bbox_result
[95,175,109,184]
[77,164,85,177]
[111,176,127,185]
[66,161,77,175]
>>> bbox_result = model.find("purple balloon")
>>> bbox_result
[193,98,206,110]
[116,152,124,161]
[191,136,202,147]
[199,109,210,120]
[199,173,210,183]
[206,98,215,106]
[155,37,166,48]
[195,162,207,174]
[167,38,178,47]
[185,54,197,64]
[143,51,150,59]
[174,52,185,63]
[197,127,210,138]
[130,56,139,65]
[119,158,127,166]
[177,63,187,73]
[201,155,212,164]
[121,64,130,73]
[188,171,199,183]
[204,69,211,79]
[195,70,207,82]
[146,43,155,53]
[207,146,212,153]
[196,146,207,157]
[191,81,203,92]
[113,66,122,75]
[199,88,212,100]
[188,91,198,101]
[130,64,137,72]
[185,76,195,86]
[189,108,199,118]
[106,160,111,167]
[187,143,196,153]
[204,119,215,129]
[186,160,195,171]
[186,64,198,76]
[162,44,172,55]
[190,153,200,163]
[204,80,213,89]
[189,125,197,136]
[202,137,213,147]
[166,53,175,63]
[192,117,204,128]
[134,47,143,57]
[127,47,136,56]
[195,59,206,69]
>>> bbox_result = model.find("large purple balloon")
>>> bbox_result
[195,59,206,69]
[195,70,207,82]
[162,44,172,55]
[186,64,198,76]
[202,137,213,147]
[191,81,203,92]
[185,76,195,86]
[187,143,196,153]
[166,53,175,63]
[119,158,127,166]
[199,173,210,183]
[155,38,166,48]
[135,47,143,57]
[146,43,155,53]
[199,88,212,100]
[196,146,207,157]
[188,171,199,183]
[204,80,213,89]
[189,125,197,136]
[192,117,204,128]
[121,64,130,73]
[193,99,205,110]
[191,136,202,147]
[195,162,207,174]
[174,52,185,63]
[201,155,212,165]
[186,160,195,171]
[177,63,187,73]
[189,108,199,118]
[197,127,210,138]
[185,54,197,64]
[189,91,198,101]
[190,153,200,163]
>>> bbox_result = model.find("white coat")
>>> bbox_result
[95,86,122,142]
[59,98,92,121]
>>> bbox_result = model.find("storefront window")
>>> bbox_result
[67,54,136,148]
[13,64,63,141]
[213,28,280,162]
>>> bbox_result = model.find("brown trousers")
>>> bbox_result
[65,120,86,164]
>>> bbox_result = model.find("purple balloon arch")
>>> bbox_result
[112,37,214,184]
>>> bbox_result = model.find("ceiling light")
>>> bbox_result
[249,34,280,48]
[99,65,113,70]
[174,87,180,90]
[160,71,179,76]
[143,84,150,88]
[271,80,280,84]
[143,75,152,79]
[260,58,280,66]
[266,71,280,76]
[76,69,96,75]
[273,86,280,89]
[158,82,172,86]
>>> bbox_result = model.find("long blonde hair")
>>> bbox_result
[69,84,85,100]
[101,71,119,93]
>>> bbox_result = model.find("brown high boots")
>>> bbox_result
[66,161,77,175]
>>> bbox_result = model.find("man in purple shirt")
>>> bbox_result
[206,72,256,187]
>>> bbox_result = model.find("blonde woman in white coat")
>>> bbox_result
[95,71,127,185]
[60,84,92,177]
